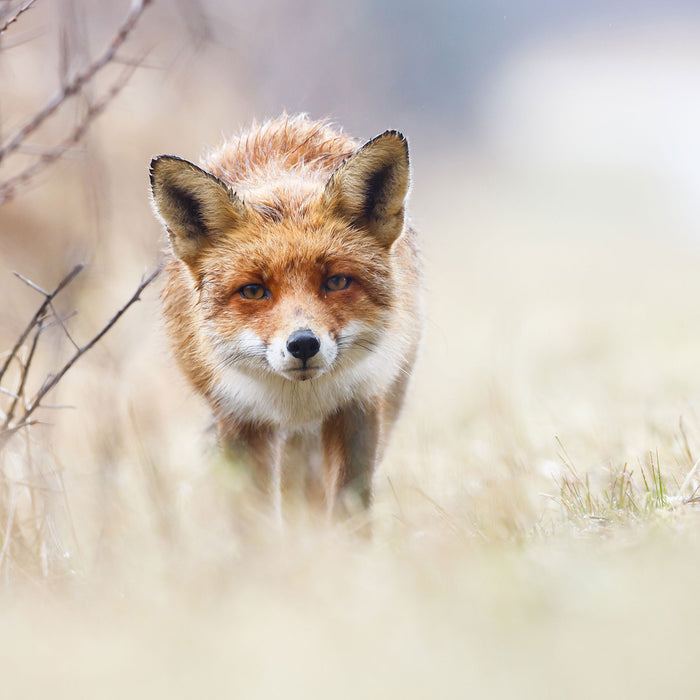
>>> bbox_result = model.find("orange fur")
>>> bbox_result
[150,114,423,516]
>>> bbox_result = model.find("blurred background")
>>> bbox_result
[2,0,700,271]
[4,0,700,261]
[3,1,700,697]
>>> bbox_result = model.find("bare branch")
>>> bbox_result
[0,0,151,165]
[0,0,38,36]
[0,421,39,452]
[0,64,137,205]
[0,264,83,385]
[0,265,160,452]
[34,404,75,411]
[46,307,80,350]
[3,319,44,430]
[13,271,48,296]
[21,266,160,424]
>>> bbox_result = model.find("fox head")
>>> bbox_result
[150,131,410,384]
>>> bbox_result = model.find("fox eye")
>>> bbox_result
[324,274,351,292]
[239,284,269,300]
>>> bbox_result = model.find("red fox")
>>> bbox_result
[149,115,423,516]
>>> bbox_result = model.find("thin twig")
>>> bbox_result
[13,271,48,295]
[3,318,44,430]
[46,307,80,350]
[677,458,700,505]
[0,264,83,384]
[21,267,160,424]
[0,421,39,451]
[0,62,138,204]
[0,26,44,51]
[0,0,37,36]
[14,143,83,158]
[34,404,75,411]
[0,0,151,165]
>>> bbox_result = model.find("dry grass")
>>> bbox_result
[2,3,700,698]
[4,181,700,698]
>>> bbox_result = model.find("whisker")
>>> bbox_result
[353,342,378,354]
[220,348,269,369]
[335,334,411,378]
[337,336,380,354]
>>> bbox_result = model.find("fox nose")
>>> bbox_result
[286,328,320,361]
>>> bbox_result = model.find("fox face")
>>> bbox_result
[150,130,411,426]
[194,215,395,385]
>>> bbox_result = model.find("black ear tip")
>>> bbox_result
[150,154,177,172]
[149,155,166,185]
[149,155,188,188]
[148,160,158,189]
[385,129,406,142]
[379,129,406,143]
[369,130,409,157]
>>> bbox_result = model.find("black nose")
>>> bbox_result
[286,328,320,361]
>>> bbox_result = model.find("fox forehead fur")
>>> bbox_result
[150,114,423,512]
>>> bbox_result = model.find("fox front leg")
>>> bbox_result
[220,422,283,519]
[322,402,381,515]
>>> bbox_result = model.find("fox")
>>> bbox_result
[149,114,423,517]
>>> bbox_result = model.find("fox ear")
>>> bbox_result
[323,131,409,247]
[149,155,246,266]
